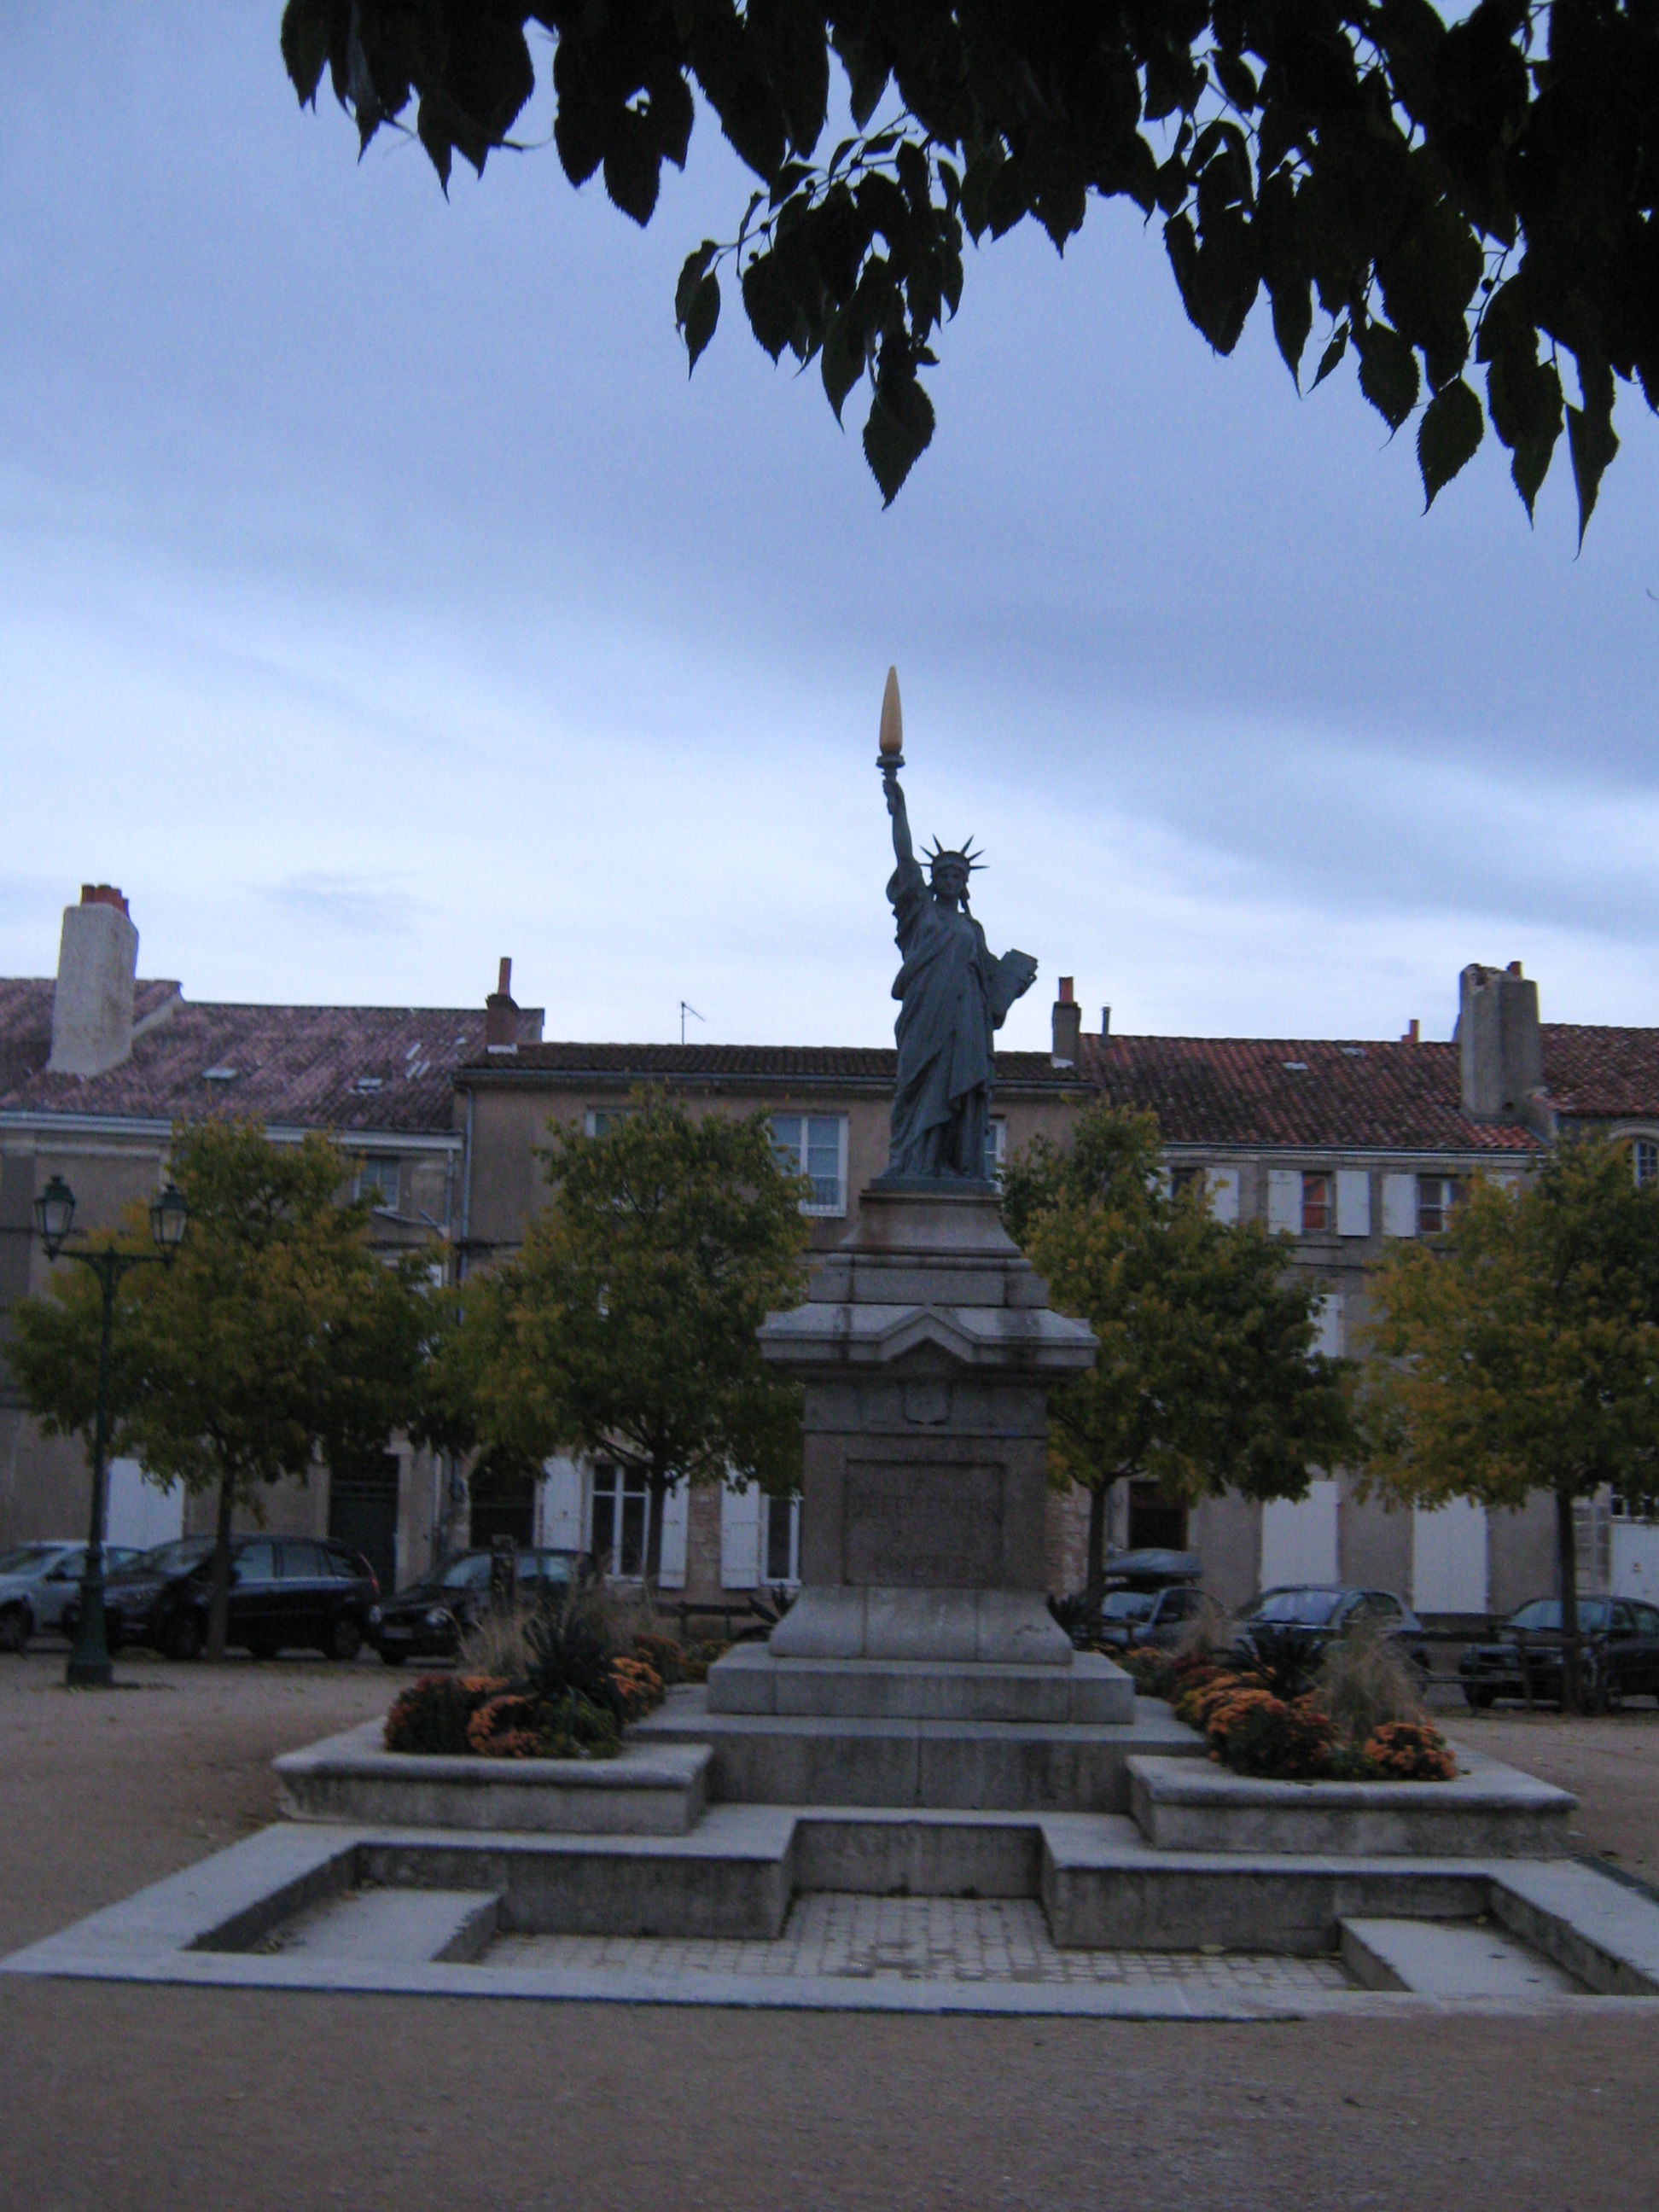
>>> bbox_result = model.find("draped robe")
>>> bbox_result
[884,857,1010,1180]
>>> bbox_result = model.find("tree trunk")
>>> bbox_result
[207,1470,236,1663]
[1083,1477,1115,1615]
[1555,1482,1583,1716]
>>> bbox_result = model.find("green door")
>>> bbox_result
[328,1453,400,1594]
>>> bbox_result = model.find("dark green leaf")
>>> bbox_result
[1270,278,1313,383]
[1417,378,1484,509]
[820,311,865,422]
[741,247,800,360]
[1310,320,1349,389]
[680,272,721,374]
[280,0,331,105]
[675,242,719,329]
[1214,52,1259,111]
[1567,385,1620,549]
[863,370,935,505]
[603,127,661,227]
[1356,320,1420,431]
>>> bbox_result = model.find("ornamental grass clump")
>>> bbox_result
[381,1590,681,1761]
[1312,1622,1426,1743]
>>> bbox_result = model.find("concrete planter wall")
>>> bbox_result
[1126,1748,1575,1858]
[275,1720,712,1837]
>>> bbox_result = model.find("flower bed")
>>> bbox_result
[1150,1659,1458,1784]
[381,1614,716,1761]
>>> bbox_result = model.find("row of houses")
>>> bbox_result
[4,884,1659,1624]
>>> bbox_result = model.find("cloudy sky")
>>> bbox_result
[3,7,1656,1055]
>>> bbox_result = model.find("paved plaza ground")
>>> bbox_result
[2,1647,1656,2211]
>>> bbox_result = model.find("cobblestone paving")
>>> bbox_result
[490,1894,1353,1989]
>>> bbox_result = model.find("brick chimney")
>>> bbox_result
[1457,961,1545,1126]
[48,885,138,1077]
[1051,975,1081,1065]
[485,957,520,1052]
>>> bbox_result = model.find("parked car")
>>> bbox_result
[83,1535,377,1661]
[368,1547,588,1665]
[1231,1586,1430,1675]
[0,1541,141,1652]
[1095,1582,1212,1653]
[1459,1596,1659,1711]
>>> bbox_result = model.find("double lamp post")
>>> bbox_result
[32,1173,189,1687]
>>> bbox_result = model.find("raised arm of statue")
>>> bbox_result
[882,763,917,873]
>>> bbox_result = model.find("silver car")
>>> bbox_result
[0,1543,140,1653]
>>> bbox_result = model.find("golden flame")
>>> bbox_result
[878,665,904,758]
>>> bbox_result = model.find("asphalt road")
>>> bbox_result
[2,1650,1655,2212]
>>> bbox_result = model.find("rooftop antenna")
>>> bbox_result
[680,1001,704,1046]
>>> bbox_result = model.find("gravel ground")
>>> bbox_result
[2,1650,1656,2212]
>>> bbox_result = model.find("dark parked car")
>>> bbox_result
[368,1547,588,1665]
[1095,1582,1211,1653]
[1459,1596,1659,1711]
[1231,1586,1429,1674]
[86,1535,377,1661]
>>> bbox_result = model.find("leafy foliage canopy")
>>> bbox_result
[284,0,1659,528]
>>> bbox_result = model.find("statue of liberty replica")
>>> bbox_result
[731,667,1110,1697]
[874,669,1039,1185]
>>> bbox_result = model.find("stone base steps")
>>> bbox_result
[1339,1917,1583,1998]
[633,1688,1200,1811]
[278,1886,501,1966]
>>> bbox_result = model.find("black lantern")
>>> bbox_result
[33,1173,76,1259]
[149,1181,189,1255]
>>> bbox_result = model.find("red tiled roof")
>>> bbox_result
[1540,1026,1659,1117]
[1075,1034,1540,1153]
[0,987,537,1136]
[459,1041,1083,1089]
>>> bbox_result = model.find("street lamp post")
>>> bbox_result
[32,1174,189,1688]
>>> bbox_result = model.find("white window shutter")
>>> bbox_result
[658,1478,689,1589]
[1266,1167,1301,1232]
[1259,1481,1340,1589]
[1382,1172,1417,1237]
[1412,1499,1488,1615]
[1153,1164,1173,1196]
[1313,1291,1342,1359]
[1207,1167,1240,1224]
[1335,1169,1371,1237]
[539,1458,585,1551]
[720,1478,763,1590]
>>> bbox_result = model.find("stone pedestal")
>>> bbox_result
[707,1186,1129,1727]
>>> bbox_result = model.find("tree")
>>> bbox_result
[1002,1104,1357,1610]
[455,1091,810,1588]
[284,2,1656,529]
[11,1121,434,1661]
[1360,1137,1659,1713]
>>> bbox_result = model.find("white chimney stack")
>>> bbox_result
[48,885,138,1078]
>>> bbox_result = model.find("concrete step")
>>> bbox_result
[707,1643,1133,1725]
[279,1887,501,1965]
[1341,1917,1584,1997]
[635,1690,1202,1811]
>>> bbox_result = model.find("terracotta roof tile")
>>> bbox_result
[1541,1026,1659,1117]
[1075,1034,1539,1152]
[0,988,537,1136]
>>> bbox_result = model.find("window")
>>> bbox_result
[763,1493,801,1585]
[771,1114,847,1214]
[1417,1175,1464,1234]
[233,1541,277,1583]
[585,1109,634,1138]
[1300,1172,1332,1234]
[279,1543,330,1580]
[356,1156,400,1209]
[1170,1165,1204,1202]
[589,1461,650,1578]
[983,1118,1007,1184]
[1635,1139,1659,1187]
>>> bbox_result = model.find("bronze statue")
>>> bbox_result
[875,670,1037,1184]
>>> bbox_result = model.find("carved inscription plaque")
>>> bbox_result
[841,1460,1004,1586]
